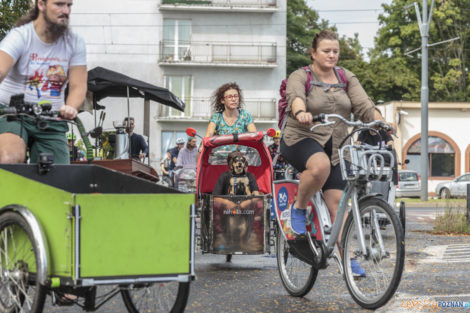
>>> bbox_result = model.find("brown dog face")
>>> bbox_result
[229,154,248,175]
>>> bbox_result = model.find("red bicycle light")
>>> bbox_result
[267,128,276,137]
[186,127,197,137]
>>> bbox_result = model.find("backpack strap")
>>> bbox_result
[302,66,313,94]
[334,66,349,92]
[306,66,349,92]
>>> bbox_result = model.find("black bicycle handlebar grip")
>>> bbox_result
[312,113,325,123]
[378,121,391,131]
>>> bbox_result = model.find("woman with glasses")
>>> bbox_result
[204,82,257,138]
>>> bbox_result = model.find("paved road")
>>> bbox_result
[41,206,470,313]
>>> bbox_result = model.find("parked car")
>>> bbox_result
[396,170,421,198]
[435,173,470,199]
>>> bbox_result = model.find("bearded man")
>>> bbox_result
[0,0,87,164]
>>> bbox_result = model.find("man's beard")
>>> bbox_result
[43,9,69,40]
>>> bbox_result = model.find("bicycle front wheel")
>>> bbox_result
[0,211,47,313]
[341,198,404,309]
[276,227,317,297]
[121,281,190,313]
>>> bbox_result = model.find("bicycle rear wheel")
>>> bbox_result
[276,227,317,297]
[341,198,404,309]
[121,281,190,313]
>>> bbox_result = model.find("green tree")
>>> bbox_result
[0,0,31,41]
[371,0,470,101]
[286,1,372,96]
[286,0,324,75]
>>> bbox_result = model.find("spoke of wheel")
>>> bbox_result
[158,284,173,311]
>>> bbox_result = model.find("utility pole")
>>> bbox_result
[405,0,434,201]
[405,1,459,200]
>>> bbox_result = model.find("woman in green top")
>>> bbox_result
[204,82,257,138]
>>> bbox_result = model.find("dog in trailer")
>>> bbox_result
[212,151,262,252]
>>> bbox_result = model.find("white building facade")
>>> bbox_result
[379,101,470,195]
[70,0,285,169]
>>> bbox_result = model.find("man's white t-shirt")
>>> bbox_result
[0,22,86,110]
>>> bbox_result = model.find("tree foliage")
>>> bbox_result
[287,0,470,103]
[371,0,470,102]
[0,0,31,41]
[286,0,323,75]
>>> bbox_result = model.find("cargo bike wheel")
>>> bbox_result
[276,226,317,297]
[0,211,47,313]
[121,281,190,313]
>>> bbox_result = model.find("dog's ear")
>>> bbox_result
[241,156,248,168]
[228,156,234,169]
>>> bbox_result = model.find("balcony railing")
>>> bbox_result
[157,97,276,120]
[159,41,277,67]
[160,0,278,11]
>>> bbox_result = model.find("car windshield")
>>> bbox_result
[399,172,418,181]
[208,145,261,166]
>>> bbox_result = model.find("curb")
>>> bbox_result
[398,201,466,209]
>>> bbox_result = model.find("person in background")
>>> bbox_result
[123,117,148,162]
[357,110,398,198]
[169,137,185,170]
[174,136,198,189]
[175,137,197,170]
[268,130,288,180]
[204,82,256,138]
[67,133,78,162]
[160,149,172,186]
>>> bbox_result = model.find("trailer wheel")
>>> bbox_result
[0,212,47,313]
[121,281,190,313]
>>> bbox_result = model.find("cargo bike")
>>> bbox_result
[190,129,275,262]
[0,102,195,313]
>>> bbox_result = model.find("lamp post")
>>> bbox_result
[404,0,434,201]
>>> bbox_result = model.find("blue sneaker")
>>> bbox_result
[350,258,366,277]
[290,202,307,235]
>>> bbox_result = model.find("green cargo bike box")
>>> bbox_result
[0,164,194,286]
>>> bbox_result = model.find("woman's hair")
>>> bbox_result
[211,82,244,113]
[15,0,42,27]
[310,29,339,60]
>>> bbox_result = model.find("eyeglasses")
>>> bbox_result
[224,94,239,100]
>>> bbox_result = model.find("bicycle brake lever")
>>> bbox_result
[310,121,335,131]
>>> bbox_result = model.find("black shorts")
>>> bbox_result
[280,137,346,191]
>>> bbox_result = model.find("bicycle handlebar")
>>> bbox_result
[1,97,94,161]
[311,113,391,131]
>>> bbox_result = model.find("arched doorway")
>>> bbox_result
[403,131,460,179]
[465,145,470,173]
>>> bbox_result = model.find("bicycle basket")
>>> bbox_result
[339,145,394,182]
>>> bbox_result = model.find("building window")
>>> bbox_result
[164,75,192,117]
[406,136,455,177]
[162,19,191,61]
[161,131,187,157]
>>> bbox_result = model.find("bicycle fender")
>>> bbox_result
[358,193,384,203]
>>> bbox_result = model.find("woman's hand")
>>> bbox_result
[296,111,313,125]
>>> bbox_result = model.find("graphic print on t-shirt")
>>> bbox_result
[26,53,67,100]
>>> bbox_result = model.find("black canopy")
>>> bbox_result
[87,66,185,112]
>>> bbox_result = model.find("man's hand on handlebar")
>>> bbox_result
[59,105,78,120]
